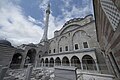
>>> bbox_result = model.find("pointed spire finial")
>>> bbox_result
[46,2,50,14]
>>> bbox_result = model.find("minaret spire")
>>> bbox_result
[40,3,50,42]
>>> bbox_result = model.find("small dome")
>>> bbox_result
[27,43,36,47]
[0,40,12,46]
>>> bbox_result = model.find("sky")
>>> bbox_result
[0,0,94,46]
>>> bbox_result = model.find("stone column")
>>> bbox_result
[54,61,55,67]
[0,67,8,80]
[80,60,83,70]
[69,60,71,66]
[61,61,63,66]
[20,52,27,68]
[35,60,37,68]
[95,59,99,72]
[48,62,49,67]
[35,52,39,68]
[41,62,42,67]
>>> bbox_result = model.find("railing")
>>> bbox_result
[40,63,110,74]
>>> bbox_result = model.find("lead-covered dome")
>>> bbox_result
[27,43,37,47]
[0,40,12,46]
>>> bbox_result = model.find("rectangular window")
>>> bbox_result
[83,42,88,48]
[53,49,55,53]
[65,46,68,51]
[60,47,62,52]
[75,44,79,50]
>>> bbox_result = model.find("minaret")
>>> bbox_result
[40,3,50,42]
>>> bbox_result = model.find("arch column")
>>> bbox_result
[69,60,71,66]
[20,53,27,68]
[95,59,99,72]
[80,60,83,70]
[61,62,63,66]
[35,54,38,68]
[42,61,44,67]
[54,60,55,67]
[42,59,44,67]
[49,60,50,67]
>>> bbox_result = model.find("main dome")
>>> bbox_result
[0,40,12,46]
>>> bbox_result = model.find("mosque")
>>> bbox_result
[0,4,108,74]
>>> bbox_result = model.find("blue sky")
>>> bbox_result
[0,0,94,46]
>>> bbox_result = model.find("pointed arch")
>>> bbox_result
[49,40,56,54]
[62,56,70,66]
[45,58,49,67]
[50,57,54,67]
[71,56,81,69]
[72,30,89,50]
[10,53,22,69]
[58,36,68,53]
[55,57,61,66]
[25,48,36,67]
[60,24,81,35]
[82,55,96,70]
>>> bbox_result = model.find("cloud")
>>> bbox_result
[0,0,94,46]
[28,16,44,26]
[61,1,93,21]
[0,0,43,46]
[39,0,94,39]
[39,0,49,11]
[61,0,72,8]
[48,14,64,39]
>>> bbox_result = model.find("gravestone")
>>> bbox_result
[54,66,77,80]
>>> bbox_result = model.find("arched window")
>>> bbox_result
[58,36,68,53]
[62,56,69,66]
[71,56,81,69]
[55,57,61,66]
[82,55,96,70]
